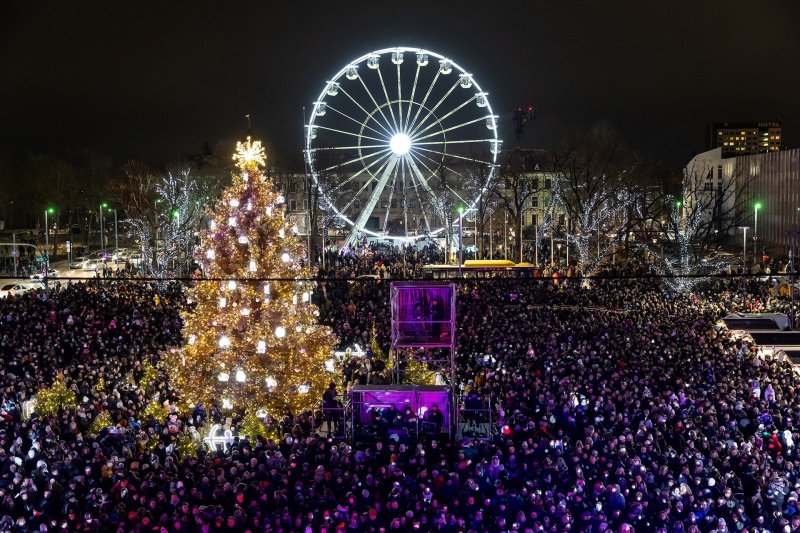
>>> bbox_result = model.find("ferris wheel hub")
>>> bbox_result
[389,133,412,156]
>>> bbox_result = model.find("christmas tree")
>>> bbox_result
[168,137,336,416]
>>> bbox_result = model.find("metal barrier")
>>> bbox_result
[457,395,493,440]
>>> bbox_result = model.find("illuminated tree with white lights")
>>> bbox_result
[167,137,336,415]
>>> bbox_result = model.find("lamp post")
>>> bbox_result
[489,210,493,260]
[503,210,508,260]
[99,202,108,252]
[739,226,749,271]
[788,231,799,330]
[44,207,54,288]
[754,201,762,265]
[457,206,464,277]
[557,243,562,268]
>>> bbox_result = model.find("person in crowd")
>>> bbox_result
[2,254,800,531]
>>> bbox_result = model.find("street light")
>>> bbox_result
[44,207,54,288]
[100,202,108,252]
[754,201,762,265]
[457,206,464,278]
[739,226,749,271]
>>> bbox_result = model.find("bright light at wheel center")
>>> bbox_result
[390,133,411,155]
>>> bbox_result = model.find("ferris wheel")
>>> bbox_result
[305,47,500,247]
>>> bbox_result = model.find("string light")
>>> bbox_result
[168,135,336,416]
[218,372,229,382]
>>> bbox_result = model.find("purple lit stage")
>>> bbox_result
[391,282,456,348]
[350,385,451,435]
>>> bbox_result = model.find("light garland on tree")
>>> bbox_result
[34,380,77,417]
[166,135,336,415]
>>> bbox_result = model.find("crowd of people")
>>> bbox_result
[0,261,800,531]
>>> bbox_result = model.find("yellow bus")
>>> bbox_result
[421,260,538,279]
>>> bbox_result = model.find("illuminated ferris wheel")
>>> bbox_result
[305,47,500,246]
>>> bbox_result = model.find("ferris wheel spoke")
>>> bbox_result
[319,147,391,175]
[382,162,399,234]
[407,70,441,134]
[411,138,497,146]
[406,64,421,127]
[412,116,493,143]
[344,157,399,247]
[408,93,477,139]
[328,150,394,192]
[412,145,493,166]
[311,143,390,152]
[411,151,470,206]
[339,87,394,138]
[312,124,388,144]
[339,156,393,212]
[407,79,461,139]
[357,77,396,134]
[326,104,389,139]
[396,63,404,132]
[376,68,400,131]
[405,152,439,195]
[404,155,436,232]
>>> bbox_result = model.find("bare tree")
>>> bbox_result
[643,157,755,291]
[548,123,637,273]
[492,150,546,263]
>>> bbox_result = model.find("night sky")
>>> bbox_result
[2,0,799,168]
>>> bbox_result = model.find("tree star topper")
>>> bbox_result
[233,136,266,172]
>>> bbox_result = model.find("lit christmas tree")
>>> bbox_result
[168,137,336,416]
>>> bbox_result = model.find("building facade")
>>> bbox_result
[735,148,800,252]
[710,121,782,157]
[685,147,800,252]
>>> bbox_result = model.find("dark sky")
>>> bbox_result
[2,0,799,168]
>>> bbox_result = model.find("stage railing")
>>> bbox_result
[457,395,493,440]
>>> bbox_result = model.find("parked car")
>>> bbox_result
[112,248,132,263]
[129,252,144,267]
[82,253,105,271]
[0,281,44,298]
[702,250,735,263]
[30,268,60,280]
[70,256,88,269]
